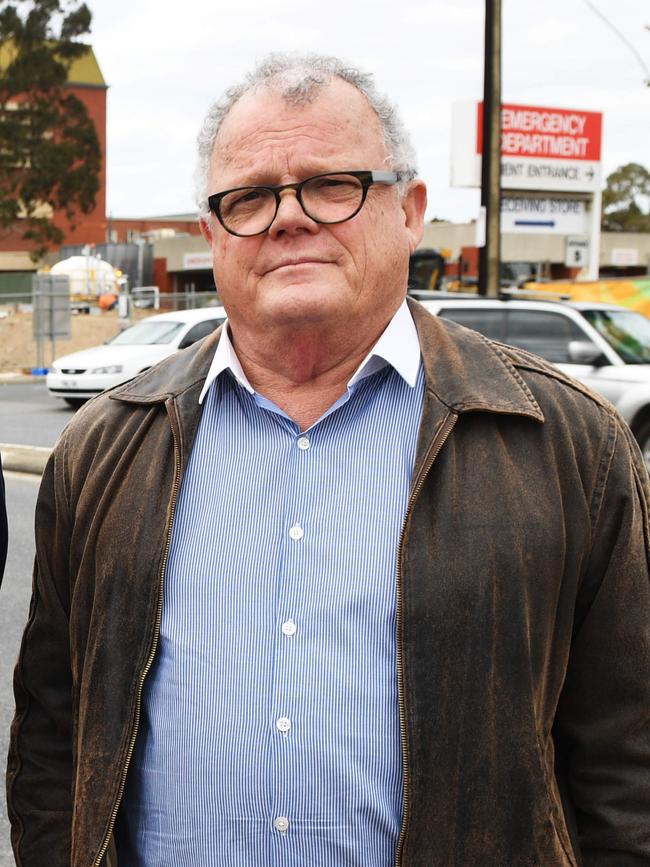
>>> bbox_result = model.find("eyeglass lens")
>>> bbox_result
[219,173,365,235]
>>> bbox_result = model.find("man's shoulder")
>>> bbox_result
[494,337,625,460]
[496,338,616,417]
[410,300,616,432]
[411,299,617,424]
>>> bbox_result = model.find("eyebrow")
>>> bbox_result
[214,164,354,190]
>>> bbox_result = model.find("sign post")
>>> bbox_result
[32,274,72,371]
[478,0,502,298]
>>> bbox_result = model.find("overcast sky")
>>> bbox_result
[88,0,649,223]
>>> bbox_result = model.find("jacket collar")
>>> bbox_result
[110,297,543,423]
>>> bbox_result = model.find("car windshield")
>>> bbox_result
[107,321,184,346]
[581,309,650,364]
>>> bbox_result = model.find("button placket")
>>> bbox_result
[270,426,316,838]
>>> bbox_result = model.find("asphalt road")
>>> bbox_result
[0,471,40,865]
[0,382,75,448]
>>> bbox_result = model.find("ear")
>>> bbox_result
[199,215,214,245]
[401,180,427,253]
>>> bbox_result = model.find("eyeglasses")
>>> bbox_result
[207,170,402,237]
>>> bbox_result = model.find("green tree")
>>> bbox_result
[601,162,650,232]
[0,0,100,258]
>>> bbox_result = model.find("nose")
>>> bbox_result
[267,189,319,239]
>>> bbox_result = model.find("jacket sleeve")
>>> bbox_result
[554,415,650,866]
[6,436,73,866]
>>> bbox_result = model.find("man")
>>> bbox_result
[7,53,650,867]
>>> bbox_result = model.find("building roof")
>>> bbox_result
[0,42,106,88]
[67,46,106,88]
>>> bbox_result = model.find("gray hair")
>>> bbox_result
[195,52,418,217]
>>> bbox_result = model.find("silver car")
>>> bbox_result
[419,295,650,470]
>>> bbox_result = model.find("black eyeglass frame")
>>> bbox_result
[207,170,402,237]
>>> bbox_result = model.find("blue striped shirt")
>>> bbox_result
[116,303,425,865]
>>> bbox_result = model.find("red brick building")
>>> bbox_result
[0,46,108,269]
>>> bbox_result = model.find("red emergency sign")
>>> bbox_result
[477,103,602,162]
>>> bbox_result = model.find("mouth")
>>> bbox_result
[266,258,331,274]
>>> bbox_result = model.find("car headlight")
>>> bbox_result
[90,365,123,374]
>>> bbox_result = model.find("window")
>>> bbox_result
[438,308,506,341]
[581,309,650,364]
[505,311,585,363]
[179,318,225,349]
[108,321,184,346]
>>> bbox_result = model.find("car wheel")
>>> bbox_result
[64,397,87,409]
[634,418,650,474]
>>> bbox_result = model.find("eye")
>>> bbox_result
[311,177,350,190]
[304,175,361,204]
[220,187,272,220]
[231,188,265,205]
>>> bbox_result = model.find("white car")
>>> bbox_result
[47,306,226,407]
[417,294,650,470]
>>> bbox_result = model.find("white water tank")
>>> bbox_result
[49,255,118,297]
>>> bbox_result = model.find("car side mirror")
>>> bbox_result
[568,340,607,367]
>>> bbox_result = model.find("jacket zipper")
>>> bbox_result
[92,410,183,867]
[395,410,457,867]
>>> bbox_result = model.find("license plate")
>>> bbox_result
[61,379,78,388]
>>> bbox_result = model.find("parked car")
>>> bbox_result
[47,306,226,408]
[418,295,650,470]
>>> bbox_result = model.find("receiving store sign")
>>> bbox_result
[501,195,589,235]
[451,101,603,193]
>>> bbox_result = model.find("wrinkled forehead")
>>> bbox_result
[211,79,388,172]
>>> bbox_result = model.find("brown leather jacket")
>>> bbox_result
[7,300,650,866]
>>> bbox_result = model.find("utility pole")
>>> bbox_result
[478,0,502,297]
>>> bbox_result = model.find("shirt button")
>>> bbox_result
[276,716,291,733]
[297,436,310,451]
[274,816,289,833]
[288,524,304,541]
[281,620,297,636]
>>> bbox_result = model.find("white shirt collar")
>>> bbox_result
[198,298,421,404]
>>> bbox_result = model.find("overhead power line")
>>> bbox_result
[585,1,650,85]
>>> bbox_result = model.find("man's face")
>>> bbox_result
[201,79,426,337]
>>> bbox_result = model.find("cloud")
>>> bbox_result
[89,0,650,221]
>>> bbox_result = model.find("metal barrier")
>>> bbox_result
[157,291,222,311]
[131,286,160,310]
[0,290,223,314]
